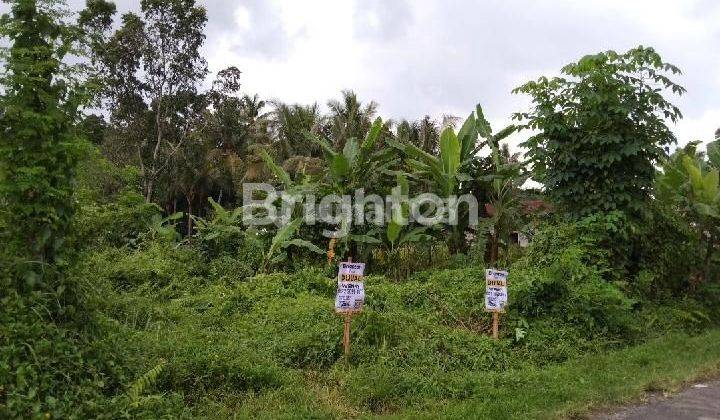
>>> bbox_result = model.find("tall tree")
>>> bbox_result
[396,116,440,155]
[207,66,269,156]
[92,0,208,202]
[271,101,323,159]
[514,46,685,218]
[326,90,377,150]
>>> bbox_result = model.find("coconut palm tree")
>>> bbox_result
[396,116,441,155]
[270,101,323,160]
[326,90,378,150]
[239,94,271,148]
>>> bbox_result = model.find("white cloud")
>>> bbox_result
[62,0,720,153]
[674,108,720,147]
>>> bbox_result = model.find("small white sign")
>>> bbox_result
[335,262,365,312]
[485,268,508,312]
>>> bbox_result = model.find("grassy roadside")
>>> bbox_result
[390,329,720,419]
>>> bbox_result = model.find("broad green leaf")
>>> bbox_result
[283,238,325,254]
[164,212,184,221]
[350,234,382,244]
[456,172,474,182]
[457,112,477,161]
[271,218,302,249]
[495,125,517,141]
[343,138,360,166]
[475,103,493,138]
[702,169,719,203]
[362,117,383,151]
[398,226,431,245]
[330,154,350,178]
[396,173,409,196]
[707,140,720,170]
[683,156,703,194]
[309,133,337,157]
[439,128,460,177]
[386,219,402,245]
[259,149,292,187]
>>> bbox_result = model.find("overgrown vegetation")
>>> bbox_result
[2,1,719,418]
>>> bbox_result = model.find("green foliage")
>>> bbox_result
[73,191,162,248]
[0,0,89,296]
[126,359,166,407]
[474,105,526,265]
[82,242,206,294]
[0,3,113,417]
[656,141,720,280]
[629,202,703,295]
[263,218,325,272]
[89,0,209,202]
[1,5,717,416]
[371,243,452,280]
[514,46,684,218]
[392,118,474,198]
[511,246,635,336]
[192,198,264,281]
[49,234,720,417]
[135,212,181,245]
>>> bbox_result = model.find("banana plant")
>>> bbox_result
[683,155,720,218]
[145,211,183,243]
[311,117,397,193]
[474,105,527,266]
[386,173,433,250]
[308,117,399,260]
[258,148,317,196]
[262,218,324,272]
[390,112,478,197]
[388,111,481,252]
[656,141,720,216]
[193,197,243,240]
[656,141,720,279]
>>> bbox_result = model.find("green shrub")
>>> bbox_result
[245,294,342,369]
[0,295,111,419]
[629,203,703,295]
[72,191,162,249]
[78,243,206,295]
[511,246,634,336]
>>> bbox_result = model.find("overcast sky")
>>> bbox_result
[86,0,720,148]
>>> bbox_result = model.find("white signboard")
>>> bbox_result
[485,268,508,312]
[335,262,365,312]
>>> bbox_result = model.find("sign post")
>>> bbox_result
[485,268,508,340]
[334,259,365,360]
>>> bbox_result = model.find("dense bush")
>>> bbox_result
[72,191,162,250]
[511,246,635,336]
[629,203,704,295]
[6,227,708,418]
[0,287,132,419]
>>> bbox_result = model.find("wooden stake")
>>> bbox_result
[492,311,499,340]
[343,313,351,359]
[343,257,353,362]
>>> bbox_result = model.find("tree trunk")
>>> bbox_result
[186,191,194,237]
[145,177,155,202]
[145,94,164,203]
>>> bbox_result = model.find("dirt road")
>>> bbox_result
[595,380,720,420]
